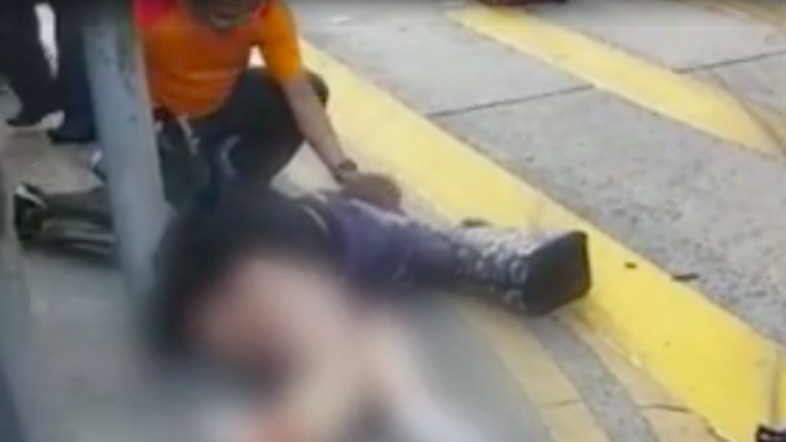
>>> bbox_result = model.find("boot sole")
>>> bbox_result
[522,231,592,316]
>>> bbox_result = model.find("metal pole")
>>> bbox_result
[81,0,167,298]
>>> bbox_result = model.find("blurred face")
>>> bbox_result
[188,254,355,375]
[188,0,264,31]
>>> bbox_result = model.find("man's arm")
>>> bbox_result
[257,1,400,209]
[281,76,350,175]
[256,0,349,176]
[282,76,401,209]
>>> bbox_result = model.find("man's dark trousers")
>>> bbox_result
[0,0,56,117]
[0,0,94,131]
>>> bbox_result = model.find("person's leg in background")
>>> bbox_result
[0,0,57,127]
[191,67,329,186]
[47,0,96,144]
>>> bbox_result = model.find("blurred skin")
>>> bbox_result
[190,254,355,373]
[187,254,489,442]
[189,254,371,440]
[186,0,264,32]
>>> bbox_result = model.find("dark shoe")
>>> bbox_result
[448,228,591,315]
[14,183,49,241]
[520,231,591,315]
[46,124,96,145]
[757,425,786,442]
[6,106,52,128]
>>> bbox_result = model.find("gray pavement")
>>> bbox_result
[522,0,786,71]
[299,0,786,344]
[298,4,583,116]
[697,52,786,117]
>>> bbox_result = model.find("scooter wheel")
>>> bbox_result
[13,184,49,241]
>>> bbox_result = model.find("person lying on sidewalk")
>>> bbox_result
[149,185,591,442]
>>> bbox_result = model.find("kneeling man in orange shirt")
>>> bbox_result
[135,0,399,205]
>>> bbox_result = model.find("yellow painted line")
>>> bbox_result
[458,302,609,442]
[564,316,719,441]
[302,42,786,442]
[686,0,786,31]
[449,5,786,157]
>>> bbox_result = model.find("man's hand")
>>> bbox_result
[282,75,401,210]
[337,170,402,210]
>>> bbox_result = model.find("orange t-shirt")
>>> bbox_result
[134,0,303,117]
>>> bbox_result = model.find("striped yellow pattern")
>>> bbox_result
[564,317,719,441]
[450,5,786,157]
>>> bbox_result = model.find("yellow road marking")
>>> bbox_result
[302,42,786,442]
[686,0,786,31]
[564,316,719,441]
[450,5,786,157]
[459,303,609,442]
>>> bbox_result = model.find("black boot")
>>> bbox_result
[445,227,592,315]
[13,183,48,241]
